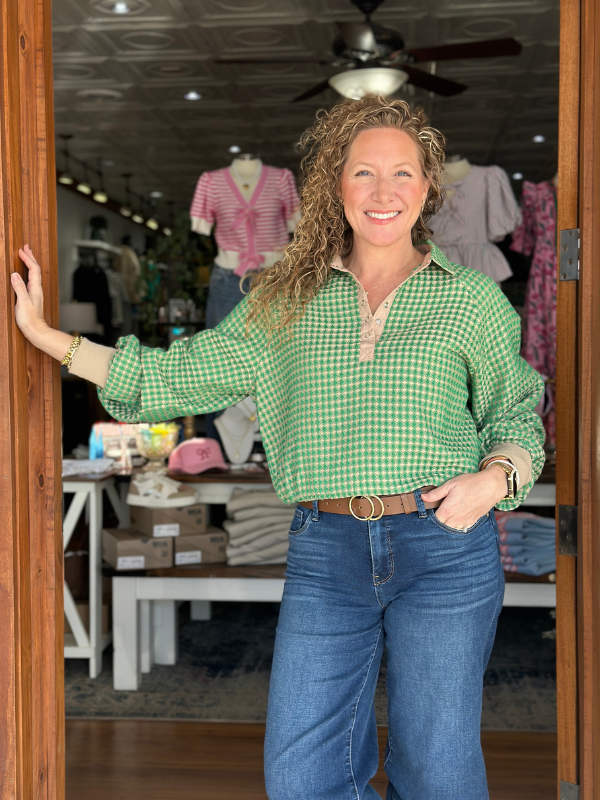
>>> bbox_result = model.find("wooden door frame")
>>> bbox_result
[556,0,600,796]
[0,0,598,797]
[0,0,64,798]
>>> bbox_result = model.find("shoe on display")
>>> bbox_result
[127,471,198,508]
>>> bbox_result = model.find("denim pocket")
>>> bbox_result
[427,508,491,536]
[288,505,313,536]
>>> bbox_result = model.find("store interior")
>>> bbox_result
[55,0,560,796]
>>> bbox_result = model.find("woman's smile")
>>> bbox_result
[364,210,401,222]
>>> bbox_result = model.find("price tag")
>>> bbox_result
[117,555,145,570]
[153,523,179,538]
[175,550,202,565]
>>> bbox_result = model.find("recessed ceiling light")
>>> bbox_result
[150,191,164,198]
[184,91,202,101]
[229,145,242,154]
[533,135,546,143]
[111,2,131,13]
[512,172,524,180]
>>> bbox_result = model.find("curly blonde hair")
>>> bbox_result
[245,95,445,334]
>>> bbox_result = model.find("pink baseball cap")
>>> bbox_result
[168,438,228,474]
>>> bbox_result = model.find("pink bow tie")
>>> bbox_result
[234,252,264,277]
[233,206,258,231]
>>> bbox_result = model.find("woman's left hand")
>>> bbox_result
[421,467,508,531]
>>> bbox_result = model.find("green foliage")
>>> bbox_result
[136,211,215,346]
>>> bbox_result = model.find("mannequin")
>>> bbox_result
[230,153,262,197]
[429,156,521,283]
[443,156,472,200]
[190,153,301,445]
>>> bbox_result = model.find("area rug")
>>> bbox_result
[65,603,556,731]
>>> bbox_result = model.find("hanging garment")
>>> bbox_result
[510,180,557,445]
[72,251,113,342]
[190,165,300,276]
[114,245,142,304]
[429,165,522,282]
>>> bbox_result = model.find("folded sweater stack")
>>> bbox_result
[223,489,296,566]
[495,511,556,576]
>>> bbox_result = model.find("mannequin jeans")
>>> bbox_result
[204,263,248,441]
[264,489,504,800]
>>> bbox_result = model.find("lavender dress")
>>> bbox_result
[429,165,522,282]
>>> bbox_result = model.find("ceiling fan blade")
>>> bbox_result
[215,58,328,64]
[399,65,467,97]
[408,37,522,63]
[291,79,332,103]
[336,21,378,54]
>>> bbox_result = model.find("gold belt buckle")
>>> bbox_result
[349,495,385,521]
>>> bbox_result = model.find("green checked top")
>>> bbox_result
[98,242,545,511]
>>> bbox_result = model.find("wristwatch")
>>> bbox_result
[480,457,519,501]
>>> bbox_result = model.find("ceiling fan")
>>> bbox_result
[216,0,522,102]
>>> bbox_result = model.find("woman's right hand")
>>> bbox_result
[11,245,48,342]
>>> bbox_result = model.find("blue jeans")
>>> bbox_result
[204,264,249,441]
[204,263,248,329]
[264,489,505,800]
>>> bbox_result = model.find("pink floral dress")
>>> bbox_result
[510,181,557,445]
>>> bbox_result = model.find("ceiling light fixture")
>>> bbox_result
[150,191,164,198]
[146,218,159,230]
[184,90,202,101]
[132,213,144,224]
[58,134,75,185]
[512,172,524,180]
[111,2,131,13]
[76,180,92,195]
[328,68,409,100]
[120,173,133,217]
[533,135,546,143]
[229,145,242,154]
[162,227,172,236]
[93,159,108,203]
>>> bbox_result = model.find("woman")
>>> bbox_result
[13,96,544,800]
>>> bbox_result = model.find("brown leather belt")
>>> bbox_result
[300,486,441,521]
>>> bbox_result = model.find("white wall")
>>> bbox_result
[56,185,146,303]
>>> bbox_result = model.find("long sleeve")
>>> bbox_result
[97,298,265,424]
[487,166,522,242]
[469,279,546,510]
[509,181,536,256]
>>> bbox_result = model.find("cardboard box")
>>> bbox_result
[65,603,110,636]
[102,528,173,570]
[129,504,207,538]
[174,526,228,566]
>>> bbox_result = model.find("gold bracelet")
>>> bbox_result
[60,335,83,369]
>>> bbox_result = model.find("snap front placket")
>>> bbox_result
[331,247,433,362]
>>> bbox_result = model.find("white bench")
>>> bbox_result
[111,482,557,691]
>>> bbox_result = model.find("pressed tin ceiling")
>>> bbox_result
[52,0,559,217]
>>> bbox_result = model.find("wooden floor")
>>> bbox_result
[66,720,556,799]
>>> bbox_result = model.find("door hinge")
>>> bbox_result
[559,229,579,280]
[558,505,578,556]
[560,780,580,800]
